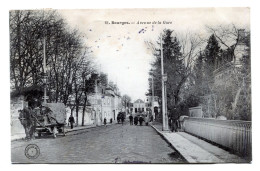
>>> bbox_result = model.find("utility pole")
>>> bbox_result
[160,33,168,131]
[94,79,97,126]
[151,76,155,121]
[164,80,168,127]
[124,96,127,113]
[43,37,47,105]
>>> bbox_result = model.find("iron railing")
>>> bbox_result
[183,117,251,157]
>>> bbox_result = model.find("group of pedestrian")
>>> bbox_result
[117,112,125,125]
[68,113,152,130]
[129,114,149,126]
[103,117,115,127]
[121,116,125,125]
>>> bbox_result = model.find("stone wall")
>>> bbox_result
[11,96,28,140]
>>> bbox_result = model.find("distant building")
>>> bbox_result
[66,95,95,126]
[88,93,102,125]
[67,80,122,126]
[92,81,122,125]
[106,81,122,121]
[130,96,160,115]
[213,29,249,85]
[132,99,145,113]
[145,96,159,115]
[129,103,134,113]
[201,29,250,118]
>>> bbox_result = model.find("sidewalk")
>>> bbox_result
[151,122,248,163]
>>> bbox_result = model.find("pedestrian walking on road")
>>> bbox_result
[129,114,133,125]
[144,115,149,126]
[121,115,125,125]
[150,115,154,122]
[170,118,178,132]
[68,115,75,129]
[104,117,107,127]
[139,116,144,126]
[134,116,138,125]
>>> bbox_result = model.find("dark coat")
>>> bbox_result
[69,116,75,123]
[134,117,138,123]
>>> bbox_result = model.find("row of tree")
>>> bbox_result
[10,10,111,126]
[147,25,251,121]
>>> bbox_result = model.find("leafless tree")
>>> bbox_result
[121,94,131,112]
[10,10,97,124]
[146,29,203,118]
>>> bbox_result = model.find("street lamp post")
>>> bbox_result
[160,33,169,131]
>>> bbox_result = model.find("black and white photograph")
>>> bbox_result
[9,7,252,164]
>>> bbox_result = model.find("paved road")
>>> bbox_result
[11,123,186,163]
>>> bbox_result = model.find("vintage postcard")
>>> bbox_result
[10,8,251,163]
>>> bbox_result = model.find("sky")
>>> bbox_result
[59,8,250,101]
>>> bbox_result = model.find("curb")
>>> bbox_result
[11,137,27,142]
[65,125,96,133]
[150,124,190,163]
[65,123,117,133]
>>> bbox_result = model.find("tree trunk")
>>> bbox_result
[75,101,79,126]
[81,95,87,126]
[75,88,79,126]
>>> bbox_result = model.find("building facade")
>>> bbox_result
[213,29,249,85]
[200,29,250,119]
[66,81,123,126]
[145,96,160,117]
[132,99,145,113]
[130,96,160,115]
